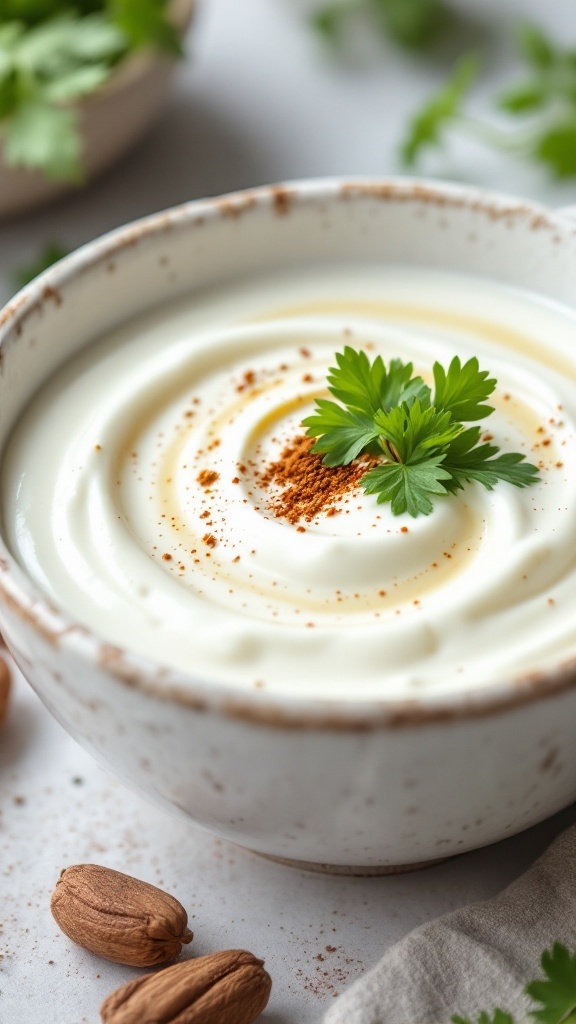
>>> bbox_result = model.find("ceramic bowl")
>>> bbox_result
[1,179,576,874]
[0,0,194,220]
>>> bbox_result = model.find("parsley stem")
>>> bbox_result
[378,437,400,463]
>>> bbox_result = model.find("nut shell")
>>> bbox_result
[100,949,272,1024]
[51,864,193,966]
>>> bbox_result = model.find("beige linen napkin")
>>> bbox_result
[323,823,576,1024]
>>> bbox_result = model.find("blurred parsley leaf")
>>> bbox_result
[449,942,576,1024]
[4,100,83,181]
[311,3,346,43]
[517,22,556,71]
[373,0,446,50]
[535,120,576,178]
[0,0,183,182]
[311,0,447,51]
[401,22,576,180]
[401,54,479,166]
[0,13,124,181]
[526,943,576,1024]
[15,242,69,288]
[107,0,182,56]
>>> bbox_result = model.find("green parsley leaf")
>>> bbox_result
[1,1,68,25]
[0,12,123,180]
[43,62,111,102]
[311,0,447,51]
[15,241,68,288]
[526,943,576,1024]
[400,21,576,181]
[302,346,539,517]
[373,400,461,464]
[311,3,347,42]
[0,1,182,181]
[13,12,124,70]
[401,53,479,167]
[450,942,576,1024]
[0,2,102,26]
[534,120,576,178]
[372,0,446,50]
[432,356,496,422]
[106,0,182,56]
[302,347,428,465]
[497,82,548,114]
[442,426,540,494]
[3,99,83,181]
[362,456,450,516]
[516,23,556,72]
[302,400,379,466]
[326,346,427,418]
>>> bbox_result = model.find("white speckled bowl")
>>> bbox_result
[1,179,576,874]
[0,0,194,220]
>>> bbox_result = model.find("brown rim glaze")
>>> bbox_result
[2,178,576,731]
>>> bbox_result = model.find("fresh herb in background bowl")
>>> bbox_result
[0,0,194,218]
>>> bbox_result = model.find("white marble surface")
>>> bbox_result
[1,2,576,1022]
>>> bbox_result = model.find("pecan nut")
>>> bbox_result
[100,949,272,1024]
[51,864,193,966]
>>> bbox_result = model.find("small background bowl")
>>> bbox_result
[0,0,194,221]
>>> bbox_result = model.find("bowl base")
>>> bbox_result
[257,851,449,876]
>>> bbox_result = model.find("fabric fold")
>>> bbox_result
[323,824,576,1024]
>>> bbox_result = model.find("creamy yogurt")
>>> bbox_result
[2,264,575,699]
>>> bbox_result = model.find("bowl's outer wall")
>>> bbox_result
[2,595,576,867]
[1,180,576,867]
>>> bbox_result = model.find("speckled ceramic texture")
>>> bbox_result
[1,179,576,872]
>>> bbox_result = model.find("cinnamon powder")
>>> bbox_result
[197,469,219,488]
[259,435,376,524]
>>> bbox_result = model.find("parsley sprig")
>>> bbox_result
[402,24,576,179]
[0,1,182,182]
[302,346,539,517]
[451,942,576,1024]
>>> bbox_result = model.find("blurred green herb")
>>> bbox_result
[450,942,576,1024]
[0,1,182,182]
[402,23,576,178]
[15,242,69,288]
[401,53,478,165]
[108,0,182,56]
[312,0,448,51]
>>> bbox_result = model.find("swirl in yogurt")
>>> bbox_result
[2,265,575,698]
